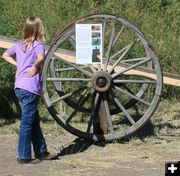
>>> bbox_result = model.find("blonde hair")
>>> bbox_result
[22,16,45,50]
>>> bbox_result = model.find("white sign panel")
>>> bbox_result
[76,24,102,64]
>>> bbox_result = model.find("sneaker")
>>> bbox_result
[39,152,58,160]
[17,158,41,165]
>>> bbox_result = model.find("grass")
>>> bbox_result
[0,119,66,136]
[130,98,180,142]
[0,99,179,176]
[0,99,179,140]
[0,108,66,136]
[152,99,180,136]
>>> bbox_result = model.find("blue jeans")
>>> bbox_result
[15,88,47,160]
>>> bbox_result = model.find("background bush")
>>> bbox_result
[0,0,179,121]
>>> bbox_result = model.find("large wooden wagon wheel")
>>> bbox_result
[42,13,163,141]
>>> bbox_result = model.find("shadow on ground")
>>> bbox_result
[58,137,106,157]
[56,120,155,158]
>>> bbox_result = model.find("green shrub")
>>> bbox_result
[0,0,179,122]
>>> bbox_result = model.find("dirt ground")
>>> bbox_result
[0,132,179,176]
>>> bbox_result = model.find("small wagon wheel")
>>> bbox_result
[42,13,162,141]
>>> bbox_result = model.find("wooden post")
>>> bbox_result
[93,94,109,135]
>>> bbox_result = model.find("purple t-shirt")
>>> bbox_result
[7,40,45,95]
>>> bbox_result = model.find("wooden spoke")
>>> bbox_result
[121,83,136,95]
[102,19,107,58]
[113,79,157,84]
[66,109,79,124]
[88,64,97,73]
[103,93,114,133]
[87,92,100,132]
[108,38,140,74]
[103,26,115,71]
[51,87,87,104]
[86,115,93,133]
[76,88,90,104]
[115,86,151,106]
[121,57,149,63]
[93,92,100,111]
[55,65,88,72]
[66,90,94,123]
[54,54,93,77]
[109,44,130,61]
[112,25,125,46]
[96,64,102,71]
[46,77,91,82]
[112,57,152,78]
[68,35,76,48]
[112,92,136,125]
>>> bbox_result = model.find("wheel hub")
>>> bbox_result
[97,77,106,87]
[91,71,112,92]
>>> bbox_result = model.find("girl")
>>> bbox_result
[2,16,57,164]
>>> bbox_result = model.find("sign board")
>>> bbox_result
[76,24,103,64]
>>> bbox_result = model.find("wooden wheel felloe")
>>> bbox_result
[42,13,163,141]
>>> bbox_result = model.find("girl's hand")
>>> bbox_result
[26,66,39,77]
[15,71,19,78]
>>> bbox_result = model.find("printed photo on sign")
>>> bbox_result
[92,25,101,32]
[92,45,101,63]
[92,32,101,38]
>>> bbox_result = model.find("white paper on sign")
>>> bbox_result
[76,24,103,64]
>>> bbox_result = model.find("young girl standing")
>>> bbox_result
[2,16,57,164]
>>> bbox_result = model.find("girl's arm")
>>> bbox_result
[26,53,45,77]
[2,51,17,67]
[33,52,45,69]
